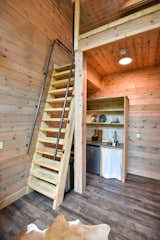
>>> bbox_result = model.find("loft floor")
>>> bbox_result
[0,173,160,240]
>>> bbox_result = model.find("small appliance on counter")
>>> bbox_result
[92,135,98,141]
[92,129,103,142]
[97,129,103,141]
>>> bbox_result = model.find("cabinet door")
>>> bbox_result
[101,147,122,180]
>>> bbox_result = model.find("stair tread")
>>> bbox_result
[34,157,61,171]
[42,118,68,122]
[29,177,56,199]
[47,97,72,103]
[44,107,69,112]
[53,69,75,79]
[36,147,63,157]
[38,137,64,145]
[51,78,74,87]
[49,87,73,94]
[31,165,58,184]
[54,64,73,72]
[40,127,66,133]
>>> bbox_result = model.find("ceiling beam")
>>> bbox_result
[120,0,155,10]
[87,64,102,90]
[79,4,160,51]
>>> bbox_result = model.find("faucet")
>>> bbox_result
[113,130,119,146]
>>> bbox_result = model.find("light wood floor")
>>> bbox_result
[0,173,160,240]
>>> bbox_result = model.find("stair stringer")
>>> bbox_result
[53,94,75,209]
[27,74,55,195]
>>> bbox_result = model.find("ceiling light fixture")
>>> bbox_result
[119,57,132,65]
[120,48,127,55]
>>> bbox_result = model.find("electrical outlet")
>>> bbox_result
[0,141,4,149]
[136,133,141,139]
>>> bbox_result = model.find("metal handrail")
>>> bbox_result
[27,39,72,153]
[53,52,75,161]
[55,39,72,55]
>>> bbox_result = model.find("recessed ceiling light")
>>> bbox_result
[119,57,132,65]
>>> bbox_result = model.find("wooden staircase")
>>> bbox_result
[28,64,75,209]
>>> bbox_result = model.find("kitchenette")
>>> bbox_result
[86,96,128,182]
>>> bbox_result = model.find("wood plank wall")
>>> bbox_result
[88,66,160,180]
[0,0,72,209]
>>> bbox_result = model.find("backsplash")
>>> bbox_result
[87,126,124,143]
[87,112,124,143]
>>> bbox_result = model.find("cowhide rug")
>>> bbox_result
[10,214,110,240]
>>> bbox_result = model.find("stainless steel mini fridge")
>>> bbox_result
[86,144,100,175]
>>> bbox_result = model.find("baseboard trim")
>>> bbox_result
[128,169,160,180]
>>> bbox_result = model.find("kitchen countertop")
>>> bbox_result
[87,141,124,149]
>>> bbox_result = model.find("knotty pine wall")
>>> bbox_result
[88,66,160,180]
[0,0,72,209]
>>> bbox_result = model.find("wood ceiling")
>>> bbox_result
[85,28,160,76]
[51,1,159,34]
[51,0,73,23]
[79,0,158,33]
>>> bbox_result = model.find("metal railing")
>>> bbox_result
[53,49,75,161]
[27,39,72,153]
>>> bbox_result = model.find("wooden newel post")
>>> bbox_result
[74,50,87,193]
[74,0,87,193]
